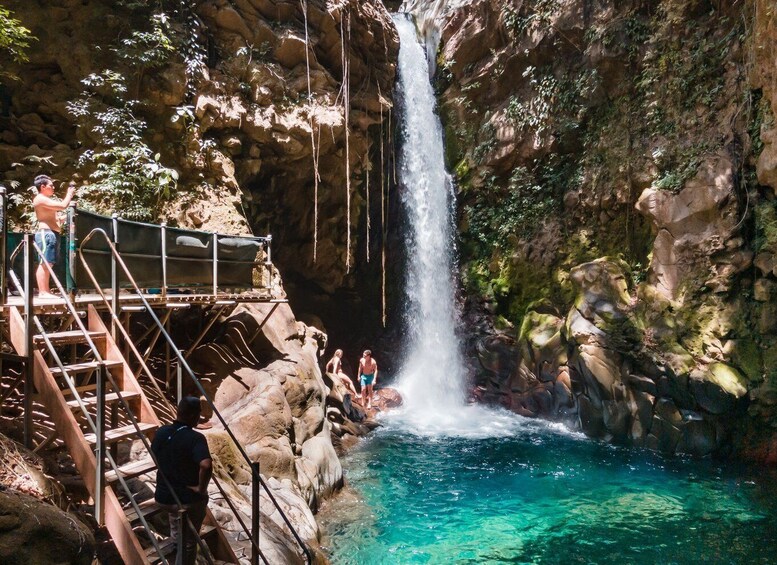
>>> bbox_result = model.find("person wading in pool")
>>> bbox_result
[357,350,378,409]
[32,175,75,296]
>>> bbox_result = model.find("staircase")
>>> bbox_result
[8,304,237,565]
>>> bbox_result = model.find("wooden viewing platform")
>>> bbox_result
[2,289,285,315]
[0,190,312,564]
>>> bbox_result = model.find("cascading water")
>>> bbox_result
[393,15,465,419]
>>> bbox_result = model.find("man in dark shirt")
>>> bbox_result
[151,396,212,565]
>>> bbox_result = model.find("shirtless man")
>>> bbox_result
[357,350,378,409]
[32,175,75,296]
[325,349,359,398]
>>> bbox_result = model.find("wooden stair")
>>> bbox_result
[9,305,238,564]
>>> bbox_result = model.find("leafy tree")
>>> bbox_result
[0,7,34,78]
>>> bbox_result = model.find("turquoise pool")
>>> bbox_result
[319,408,777,564]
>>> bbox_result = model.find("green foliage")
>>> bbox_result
[651,143,710,193]
[754,202,777,254]
[62,3,214,220]
[505,66,558,137]
[501,0,560,38]
[505,66,598,140]
[472,122,497,164]
[749,89,774,158]
[0,7,34,77]
[115,13,175,69]
[68,71,178,221]
[463,154,577,254]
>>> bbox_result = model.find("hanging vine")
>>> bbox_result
[300,0,321,262]
[365,156,371,263]
[342,11,352,272]
[380,93,387,327]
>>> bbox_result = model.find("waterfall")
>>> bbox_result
[399,1,470,73]
[393,15,466,421]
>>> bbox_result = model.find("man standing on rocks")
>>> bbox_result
[32,175,74,296]
[151,397,212,565]
[357,350,378,409]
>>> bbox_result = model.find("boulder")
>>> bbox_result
[689,375,736,415]
[680,418,718,457]
[0,490,94,565]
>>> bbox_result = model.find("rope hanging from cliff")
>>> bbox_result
[380,90,387,328]
[366,157,371,263]
[340,11,353,273]
[300,0,321,263]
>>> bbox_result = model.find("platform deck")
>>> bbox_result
[1,290,284,315]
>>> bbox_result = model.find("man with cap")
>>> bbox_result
[32,175,75,296]
[151,397,213,565]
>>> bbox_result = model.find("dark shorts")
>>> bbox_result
[34,230,59,264]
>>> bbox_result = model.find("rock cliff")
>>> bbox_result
[0,0,399,360]
[427,0,777,462]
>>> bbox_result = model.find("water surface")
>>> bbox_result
[320,411,777,564]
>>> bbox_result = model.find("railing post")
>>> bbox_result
[212,233,218,297]
[24,233,35,449]
[160,222,167,299]
[95,362,106,526]
[0,186,6,384]
[251,462,260,565]
[0,185,7,306]
[66,202,77,296]
[23,234,34,449]
[176,358,183,405]
[177,508,190,563]
[265,235,272,291]
[111,215,119,340]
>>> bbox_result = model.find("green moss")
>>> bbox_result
[755,202,777,254]
[730,338,763,383]
[707,362,748,398]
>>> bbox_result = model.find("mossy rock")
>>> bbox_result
[729,339,763,383]
[706,362,748,398]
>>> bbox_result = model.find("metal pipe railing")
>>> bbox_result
[9,237,217,565]
[77,228,312,564]
[1,185,7,305]
[7,240,176,563]
[75,230,271,564]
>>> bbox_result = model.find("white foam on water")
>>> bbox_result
[378,403,586,441]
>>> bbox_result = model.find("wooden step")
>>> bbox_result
[34,330,105,346]
[124,498,164,523]
[145,537,176,562]
[106,457,156,484]
[66,391,140,411]
[49,359,123,376]
[83,422,157,445]
[145,526,217,563]
[60,384,97,397]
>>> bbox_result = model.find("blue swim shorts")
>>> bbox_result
[34,230,59,264]
[360,373,375,386]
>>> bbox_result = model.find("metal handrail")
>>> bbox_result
[75,229,268,564]
[77,229,311,564]
[9,237,215,565]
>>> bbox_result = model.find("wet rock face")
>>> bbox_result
[436,0,777,460]
[476,259,746,457]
